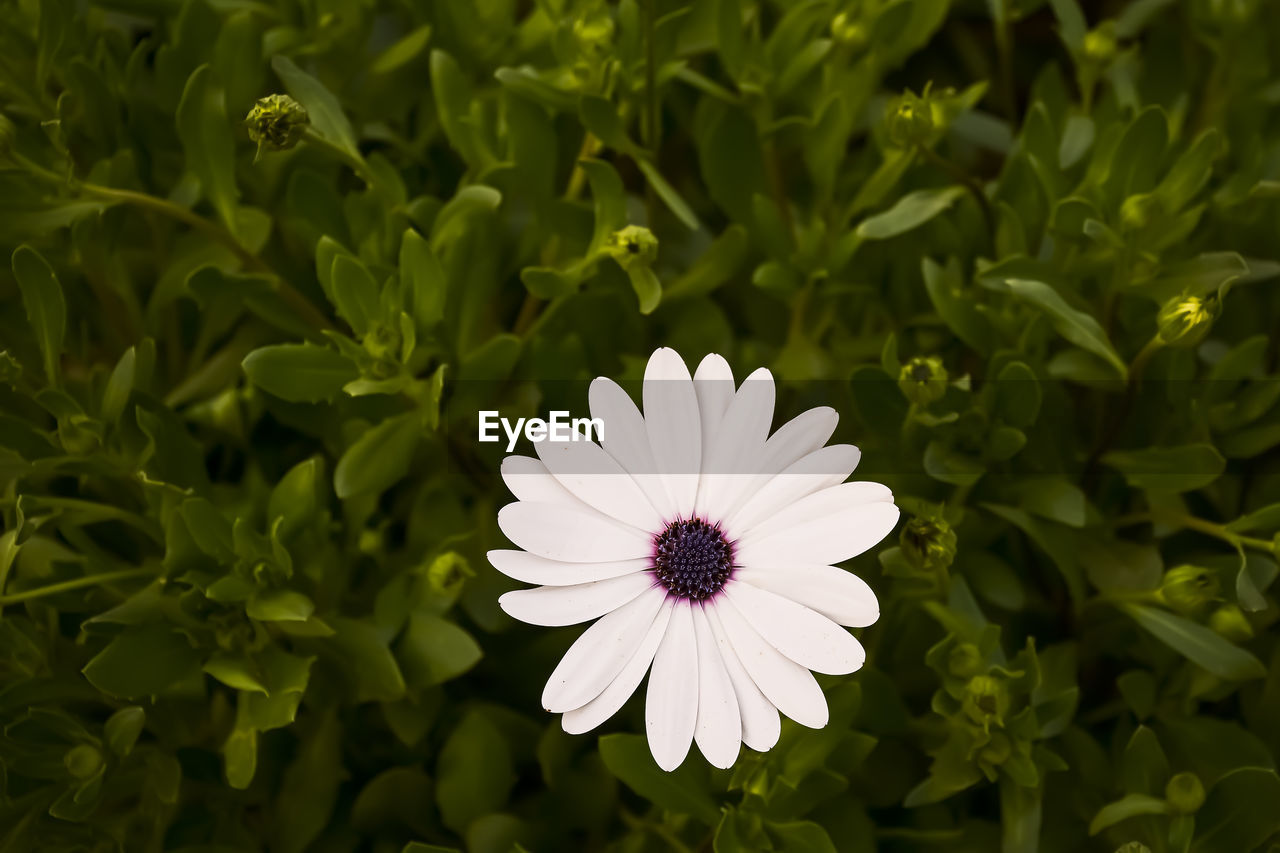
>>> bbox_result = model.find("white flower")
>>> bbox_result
[488,348,899,771]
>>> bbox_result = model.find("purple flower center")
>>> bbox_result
[652,518,733,601]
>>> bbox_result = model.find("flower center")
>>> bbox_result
[652,518,733,601]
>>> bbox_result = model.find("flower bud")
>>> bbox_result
[1119,192,1163,231]
[64,744,103,780]
[607,226,658,271]
[900,515,957,574]
[898,356,948,405]
[963,675,1009,728]
[1158,565,1220,615]
[1209,604,1253,642]
[885,90,935,148]
[573,9,615,55]
[831,12,868,49]
[246,94,310,154]
[948,642,984,679]
[1165,772,1205,814]
[1157,295,1217,348]
[427,551,474,598]
[1082,23,1117,64]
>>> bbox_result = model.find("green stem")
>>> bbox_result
[0,569,154,606]
[642,0,659,152]
[0,497,161,542]
[11,151,333,334]
[302,127,380,188]
[917,144,995,239]
[1112,511,1273,554]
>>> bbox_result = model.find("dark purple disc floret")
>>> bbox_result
[652,518,734,601]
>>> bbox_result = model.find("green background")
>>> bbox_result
[3,0,1280,851]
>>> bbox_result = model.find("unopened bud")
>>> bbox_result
[898,356,948,404]
[427,551,474,598]
[1082,23,1117,64]
[831,13,868,49]
[573,10,615,54]
[948,642,984,679]
[607,226,658,271]
[64,744,103,780]
[885,90,935,148]
[1165,772,1205,814]
[246,94,310,154]
[1158,565,1220,615]
[900,514,957,573]
[1157,295,1217,348]
[1120,192,1163,230]
[963,675,1009,728]
[1208,604,1253,642]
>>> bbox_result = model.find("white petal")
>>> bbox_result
[722,580,865,674]
[735,495,899,567]
[645,599,699,771]
[714,406,838,524]
[704,604,780,752]
[563,597,675,734]
[589,377,676,519]
[693,354,735,466]
[487,550,651,586]
[499,572,656,626]
[498,501,653,563]
[694,368,775,521]
[542,586,668,712]
[724,444,862,535]
[535,438,664,532]
[714,595,829,728]
[736,566,880,628]
[691,605,742,768]
[643,348,701,519]
[501,455,579,505]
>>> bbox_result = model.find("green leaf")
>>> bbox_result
[272,54,359,158]
[981,276,1127,378]
[329,254,382,336]
[1124,604,1266,680]
[104,707,146,757]
[205,652,268,694]
[436,711,517,832]
[83,624,203,698]
[247,589,315,622]
[242,344,359,403]
[224,725,257,789]
[371,24,432,75]
[857,186,967,240]
[397,612,482,688]
[101,346,137,424]
[272,711,344,853]
[1191,769,1280,853]
[326,617,406,703]
[598,733,719,824]
[1102,444,1226,492]
[176,64,239,234]
[581,158,627,254]
[334,411,421,499]
[1088,793,1170,834]
[400,228,446,331]
[269,457,324,539]
[636,158,701,230]
[430,50,485,167]
[11,245,67,383]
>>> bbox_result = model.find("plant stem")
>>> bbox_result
[917,144,995,238]
[0,569,154,606]
[302,127,380,188]
[1112,511,1274,554]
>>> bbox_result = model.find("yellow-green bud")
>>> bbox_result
[978,731,1013,766]
[246,94,310,153]
[427,551,474,597]
[1157,295,1217,348]
[1082,23,1117,64]
[1119,192,1163,231]
[963,675,1009,728]
[831,12,868,49]
[948,642,984,679]
[1165,772,1205,814]
[64,744,103,780]
[1208,604,1253,642]
[900,515,957,573]
[607,225,658,271]
[1158,565,1220,615]
[885,90,935,148]
[898,356,948,404]
[573,10,615,54]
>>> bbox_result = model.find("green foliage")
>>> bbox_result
[1,0,1280,851]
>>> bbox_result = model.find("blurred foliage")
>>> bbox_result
[2,0,1280,851]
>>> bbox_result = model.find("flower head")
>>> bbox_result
[1165,772,1205,813]
[1157,294,1217,348]
[898,356,948,405]
[490,348,898,770]
[606,225,658,270]
[245,94,310,155]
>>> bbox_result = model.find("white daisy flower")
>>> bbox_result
[488,348,899,771]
